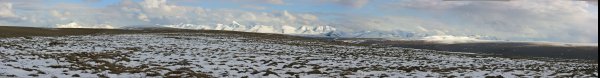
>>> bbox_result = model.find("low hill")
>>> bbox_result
[358,40,598,60]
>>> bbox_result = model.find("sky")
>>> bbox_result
[0,0,598,43]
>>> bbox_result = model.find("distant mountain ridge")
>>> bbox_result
[54,21,501,41]
[163,21,338,35]
[161,21,501,41]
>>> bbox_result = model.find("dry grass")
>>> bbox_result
[32,52,214,78]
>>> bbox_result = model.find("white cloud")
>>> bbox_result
[319,0,370,8]
[332,15,449,34]
[241,5,268,10]
[341,0,370,8]
[0,0,322,28]
[378,0,599,43]
[0,0,596,43]
[83,0,102,3]
[50,10,71,20]
[587,0,598,6]
[136,0,318,25]
[137,0,189,18]
[0,3,17,18]
[186,0,285,5]
[137,13,150,22]
[390,0,470,10]
[261,0,285,5]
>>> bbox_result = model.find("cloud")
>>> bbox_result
[137,13,150,22]
[222,0,286,5]
[134,0,317,25]
[158,0,318,25]
[389,0,470,10]
[377,0,598,43]
[260,0,285,5]
[181,0,285,5]
[0,2,28,25]
[315,0,369,8]
[236,0,285,5]
[336,0,370,8]
[0,0,321,27]
[586,0,598,6]
[50,10,71,21]
[0,3,17,18]
[331,15,450,35]
[0,0,596,43]
[83,0,102,3]
[241,5,268,10]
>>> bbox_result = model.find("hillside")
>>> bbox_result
[0,26,597,78]
[354,40,598,60]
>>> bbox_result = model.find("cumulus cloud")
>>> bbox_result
[0,0,596,43]
[50,10,71,21]
[313,0,370,8]
[0,2,29,25]
[373,0,599,43]
[335,0,370,8]
[83,0,102,3]
[137,13,150,22]
[332,15,450,35]
[390,0,470,10]
[128,0,319,25]
[586,0,598,6]
[241,5,268,10]
[223,0,285,5]
[260,0,285,5]
[183,0,285,5]
[0,0,321,27]
[0,3,17,18]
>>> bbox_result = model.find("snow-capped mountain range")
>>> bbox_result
[161,21,500,40]
[55,22,116,29]
[163,21,337,35]
[54,21,500,42]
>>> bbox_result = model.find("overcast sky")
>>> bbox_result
[0,0,597,43]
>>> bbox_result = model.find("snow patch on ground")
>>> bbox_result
[0,33,597,78]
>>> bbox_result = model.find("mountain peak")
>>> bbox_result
[55,22,115,29]
[231,21,241,25]
[159,22,500,41]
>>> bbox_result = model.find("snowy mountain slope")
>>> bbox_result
[0,33,596,78]
[55,21,500,42]
[159,21,501,42]
[51,21,501,42]
[161,21,338,35]
[55,22,116,29]
[53,21,502,42]
[163,23,212,30]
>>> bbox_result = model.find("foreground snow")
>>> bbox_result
[0,33,597,78]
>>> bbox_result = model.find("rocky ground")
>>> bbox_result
[0,32,597,78]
